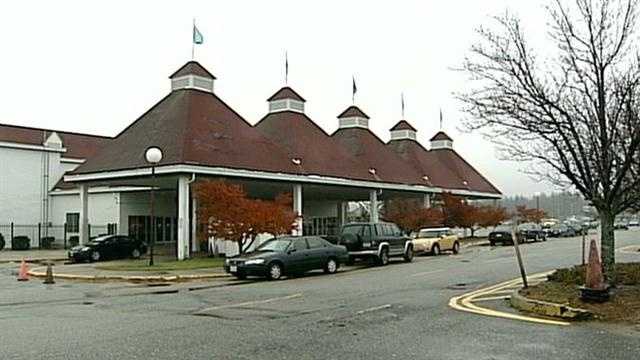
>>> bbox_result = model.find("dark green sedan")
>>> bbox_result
[224,236,349,280]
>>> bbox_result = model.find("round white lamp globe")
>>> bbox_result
[145,146,163,164]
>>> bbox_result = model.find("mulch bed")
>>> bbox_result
[520,263,640,323]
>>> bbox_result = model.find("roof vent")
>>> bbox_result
[169,61,216,93]
[389,120,417,141]
[368,168,377,175]
[291,158,302,165]
[338,106,370,129]
[430,131,453,150]
[268,87,306,114]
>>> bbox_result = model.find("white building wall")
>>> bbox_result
[118,191,176,238]
[50,191,120,227]
[0,147,60,224]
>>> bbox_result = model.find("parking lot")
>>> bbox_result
[0,231,639,360]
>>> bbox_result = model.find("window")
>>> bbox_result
[306,237,326,249]
[362,226,372,240]
[291,239,308,251]
[342,225,364,236]
[383,224,394,236]
[66,213,79,233]
[375,224,384,236]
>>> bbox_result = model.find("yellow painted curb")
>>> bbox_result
[27,267,230,282]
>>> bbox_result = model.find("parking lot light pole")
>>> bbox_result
[145,146,163,266]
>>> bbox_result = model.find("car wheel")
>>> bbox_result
[324,258,338,274]
[403,245,414,262]
[235,272,247,280]
[377,247,390,266]
[91,251,100,262]
[431,244,440,256]
[131,248,141,259]
[267,262,283,280]
[452,241,460,254]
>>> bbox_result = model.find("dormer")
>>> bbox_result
[389,120,417,141]
[267,87,306,113]
[43,131,63,149]
[337,106,370,129]
[430,131,453,150]
[169,61,216,93]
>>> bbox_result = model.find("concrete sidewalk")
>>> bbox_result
[0,249,68,263]
[27,260,230,283]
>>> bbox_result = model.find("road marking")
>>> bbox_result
[410,269,445,277]
[196,293,303,312]
[449,271,570,326]
[484,258,512,264]
[356,304,392,315]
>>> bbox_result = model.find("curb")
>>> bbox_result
[510,290,593,320]
[27,267,231,283]
[0,258,67,265]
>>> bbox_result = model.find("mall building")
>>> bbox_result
[0,61,500,258]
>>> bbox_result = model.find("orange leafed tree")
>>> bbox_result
[384,198,444,234]
[442,193,508,237]
[194,180,297,254]
[515,205,547,224]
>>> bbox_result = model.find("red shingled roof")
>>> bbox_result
[0,123,111,159]
[267,87,306,102]
[390,120,417,132]
[430,131,453,141]
[331,125,425,185]
[386,139,501,194]
[71,89,298,175]
[338,106,370,119]
[255,110,373,181]
[169,61,216,79]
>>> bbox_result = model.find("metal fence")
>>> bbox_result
[0,223,117,250]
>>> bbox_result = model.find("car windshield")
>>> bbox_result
[88,236,111,244]
[255,238,291,252]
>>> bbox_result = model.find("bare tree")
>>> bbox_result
[458,0,640,282]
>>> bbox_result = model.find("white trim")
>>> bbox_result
[63,164,501,199]
[339,117,369,129]
[61,157,86,164]
[268,99,305,114]
[431,139,453,150]
[390,129,417,141]
[0,141,67,153]
[49,186,152,196]
[171,74,214,93]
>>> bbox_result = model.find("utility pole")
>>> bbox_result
[512,216,528,288]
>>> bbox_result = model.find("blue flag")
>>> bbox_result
[193,25,204,45]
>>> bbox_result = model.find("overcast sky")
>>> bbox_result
[0,0,567,196]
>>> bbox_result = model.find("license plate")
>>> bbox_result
[230,265,237,272]
[362,242,371,247]
[496,234,502,237]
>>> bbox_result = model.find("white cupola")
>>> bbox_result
[169,61,216,93]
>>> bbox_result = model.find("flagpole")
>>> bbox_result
[191,18,195,60]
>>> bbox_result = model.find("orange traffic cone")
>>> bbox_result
[17,259,29,281]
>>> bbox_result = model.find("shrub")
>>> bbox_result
[547,265,585,285]
[0,233,5,251]
[11,236,31,251]
[40,236,55,249]
[68,236,79,248]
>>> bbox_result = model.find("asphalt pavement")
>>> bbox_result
[0,231,639,360]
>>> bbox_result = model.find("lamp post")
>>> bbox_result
[145,146,163,266]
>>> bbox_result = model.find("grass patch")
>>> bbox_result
[95,257,225,272]
[521,262,640,323]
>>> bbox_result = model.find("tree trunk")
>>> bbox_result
[599,209,616,284]
[470,228,475,238]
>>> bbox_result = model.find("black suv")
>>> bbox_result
[331,222,413,266]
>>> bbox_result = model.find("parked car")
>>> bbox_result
[411,227,460,255]
[517,223,547,243]
[546,224,578,238]
[68,235,147,262]
[488,226,516,246]
[224,236,348,280]
[329,222,414,266]
[628,220,640,229]
[614,222,629,230]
